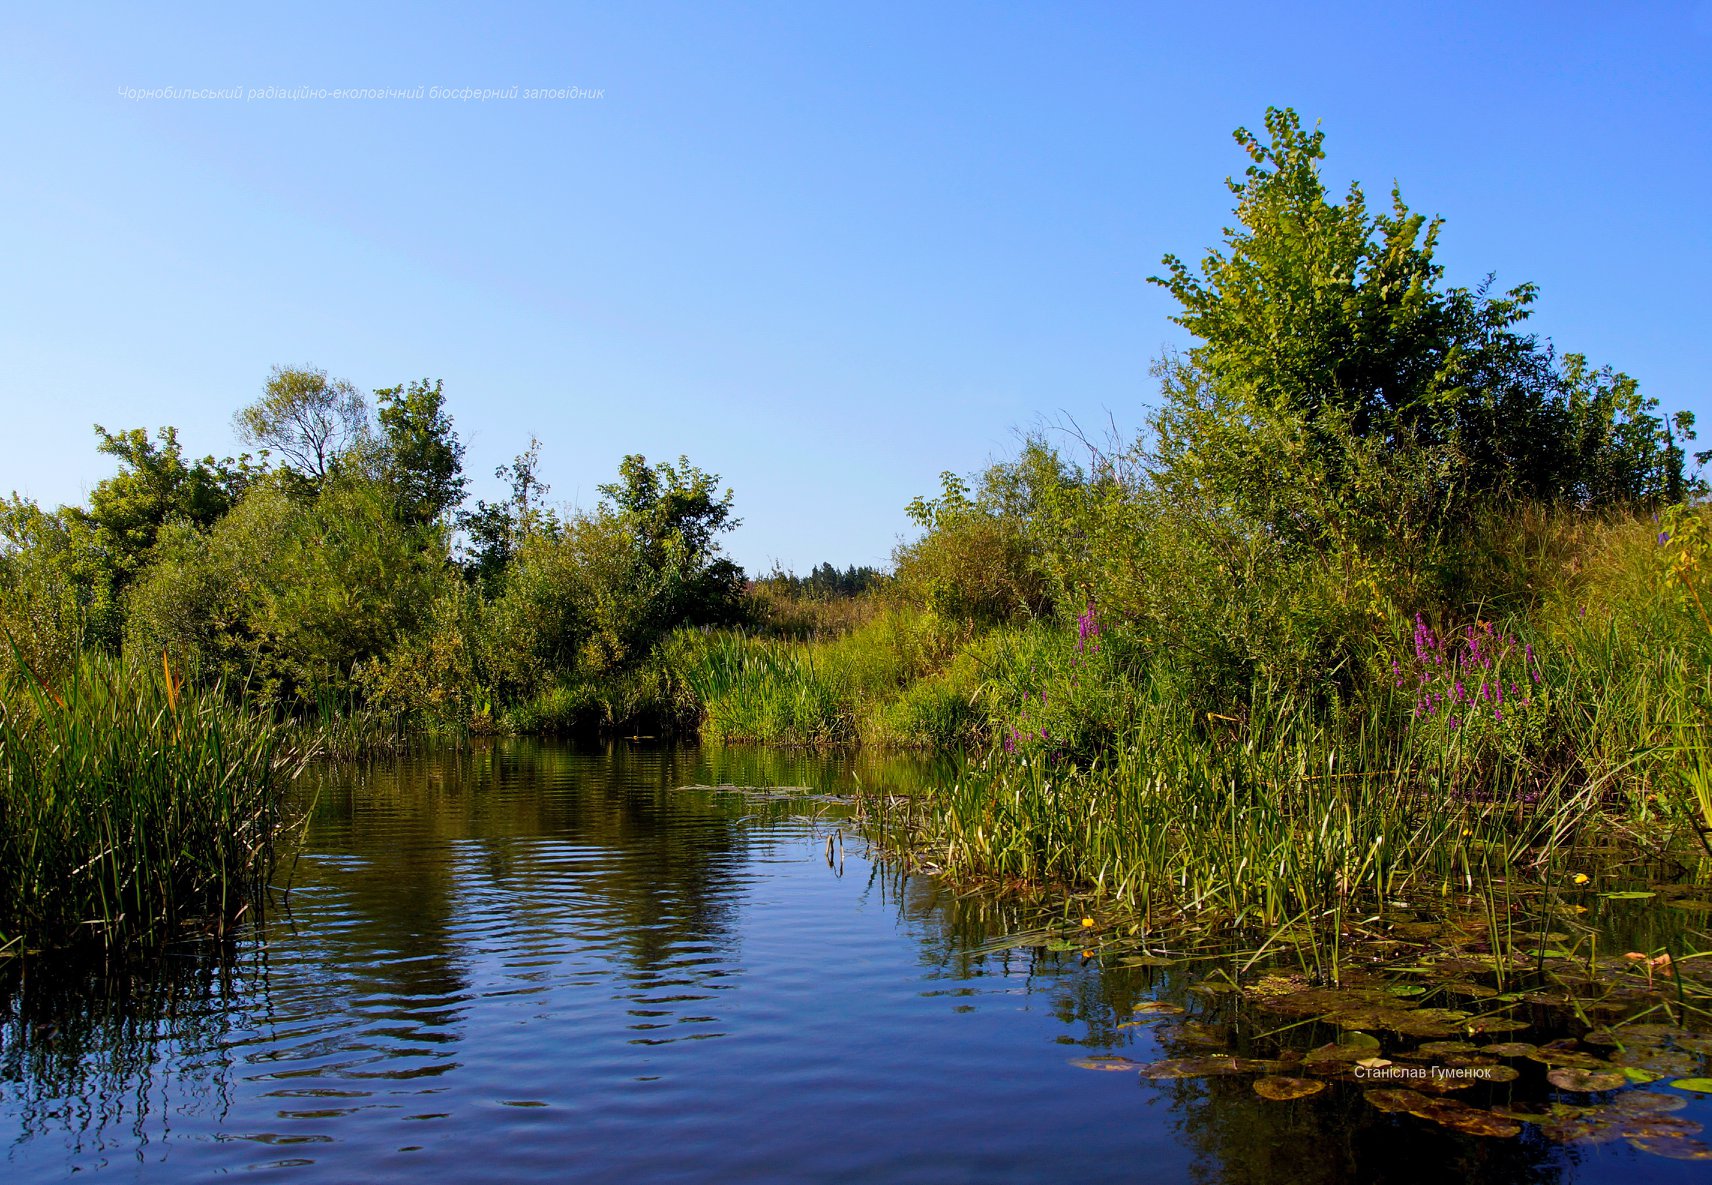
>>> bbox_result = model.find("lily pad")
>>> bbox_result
[1174,1022,1231,1047]
[1464,1016,1530,1035]
[1670,1077,1712,1093]
[1365,1087,1430,1113]
[1612,1091,1688,1115]
[1417,1040,1477,1056]
[1405,1096,1522,1137]
[1484,1041,1537,1058]
[1129,1002,1185,1016]
[1547,1067,1629,1092]
[1139,1056,1280,1080]
[1070,1056,1142,1072]
[1252,1075,1326,1101]
[1620,1114,1703,1139]
[1305,1041,1376,1067]
[1528,1049,1607,1070]
[1611,1049,1700,1077]
[1628,1136,1712,1160]
[1599,891,1658,900]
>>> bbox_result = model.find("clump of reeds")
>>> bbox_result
[0,650,300,952]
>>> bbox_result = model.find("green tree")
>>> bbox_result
[234,364,368,483]
[77,425,256,573]
[459,436,555,588]
[598,454,745,632]
[375,378,468,525]
[1149,106,1687,593]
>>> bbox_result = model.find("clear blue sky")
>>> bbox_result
[2,2,1708,573]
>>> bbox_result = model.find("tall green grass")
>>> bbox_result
[0,652,300,951]
[850,513,1712,970]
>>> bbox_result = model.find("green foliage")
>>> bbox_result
[375,378,468,525]
[458,436,555,588]
[1150,107,1689,599]
[0,497,120,665]
[233,364,368,482]
[895,447,1065,625]
[124,474,445,705]
[80,425,257,574]
[0,651,294,949]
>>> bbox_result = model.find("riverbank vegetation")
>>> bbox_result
[4,107,1711,953]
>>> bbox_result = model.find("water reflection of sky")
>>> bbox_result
[1,743,1705,1183]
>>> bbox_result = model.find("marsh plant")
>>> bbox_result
[0,652,300,952]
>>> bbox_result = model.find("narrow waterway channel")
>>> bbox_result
[2,742,1706,1182]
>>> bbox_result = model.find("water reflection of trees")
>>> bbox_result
[0,942,270,1158]
[1,741,949,1160]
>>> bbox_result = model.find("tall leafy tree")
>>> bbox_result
[598,454,744,632]
[234,365,368,483]
[375,378,468,525]
[1149,107,1688,573]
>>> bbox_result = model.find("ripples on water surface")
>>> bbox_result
[2,743,1709,1182]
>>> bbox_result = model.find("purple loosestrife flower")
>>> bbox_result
[1494,708,1503,723]
[1076,604,1100,652]
[1660,531,1671,546]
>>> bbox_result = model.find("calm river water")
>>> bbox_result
[2,743,1708,1182]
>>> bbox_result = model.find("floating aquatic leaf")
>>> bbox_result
[1476,1065,1520,1083]
[1484,1041,1537,1058]
[1548,1067,1628,1092]
[1417,1040,1477,1056]
[1491,1102,1556,1124]
[1070,1056,1142,1072]
[1305,1040,1376,1066]
[1252,1076,1326,1101]
[1627,1135,1712,1160]
[1129,1002,1185,1016]
[1429,1107,1522,1138]
[1612,1091,1688,1115]
[1622,1067,1663,1084]
[1138,1056,1280,1079]
[1441,980,1499,999]
[1464,1016,1530,1035]
[1674,1034,1712,1055]
[1600,891,1658,900]
[1670,1077,1712,1093]
[1539,1115,1625,1144]
[1162,1021,1227,1047]
[1365,1088,1430,1113]
[1386,985,1426,997]
[1119,955,1176,967]
[1390,1009,1472,1038]
[1611,1049,1700,1077]
[1664,899,1712,914]
[1528,1049,1607,1070]
[1620,1114,1704,1139]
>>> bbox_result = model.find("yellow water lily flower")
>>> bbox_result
[1080,917,1095,928]
[1571,873,1589,885]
